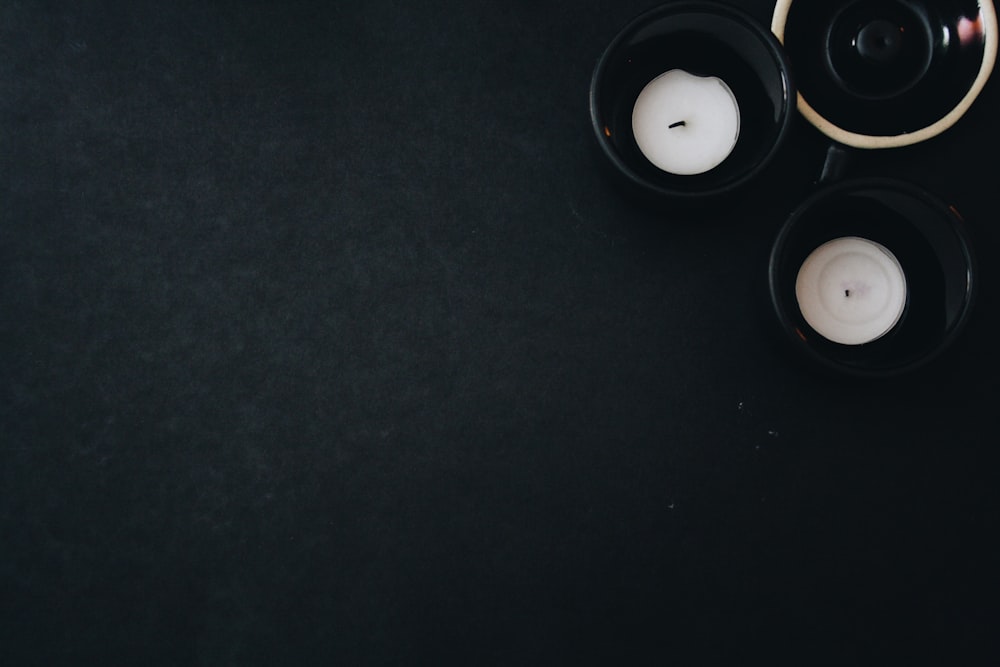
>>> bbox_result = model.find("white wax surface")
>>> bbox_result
[795,236,907,345]
[631,69,740,175]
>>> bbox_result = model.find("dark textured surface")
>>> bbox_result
[2,1,999,664]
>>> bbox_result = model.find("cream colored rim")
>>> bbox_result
[772,0,998,149]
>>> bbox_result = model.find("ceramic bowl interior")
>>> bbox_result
[772,0,998,148]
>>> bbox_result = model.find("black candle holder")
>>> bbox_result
[589,1,795,207]
[768,177,976,377]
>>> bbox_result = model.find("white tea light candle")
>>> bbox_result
[795,236,907,345]
[631,69,741,175]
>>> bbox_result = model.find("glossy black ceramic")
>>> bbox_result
[769,178,976,377]
[774,0,996,146]
[590,1,795,206]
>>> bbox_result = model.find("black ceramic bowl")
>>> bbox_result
[590,1,795,206]
[772,0,998,148]
[769,178,976,377]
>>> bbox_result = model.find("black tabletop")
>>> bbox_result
[3,1,999,664]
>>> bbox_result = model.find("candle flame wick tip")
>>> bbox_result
[668,120,686,129]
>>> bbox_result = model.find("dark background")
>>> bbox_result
[2,0,998,664]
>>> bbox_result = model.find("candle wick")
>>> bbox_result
[845,289,851,297]
[668,120,686,129]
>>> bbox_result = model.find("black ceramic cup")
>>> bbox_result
[590,1,795,207]
[768,178,976,377]
[772,0,998,148]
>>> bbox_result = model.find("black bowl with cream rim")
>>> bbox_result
[590,1,795,206]
[768,178,976,377]
[772,0,998,149]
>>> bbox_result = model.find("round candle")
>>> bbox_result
[795,236,907,345]
[631,69,741,175]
